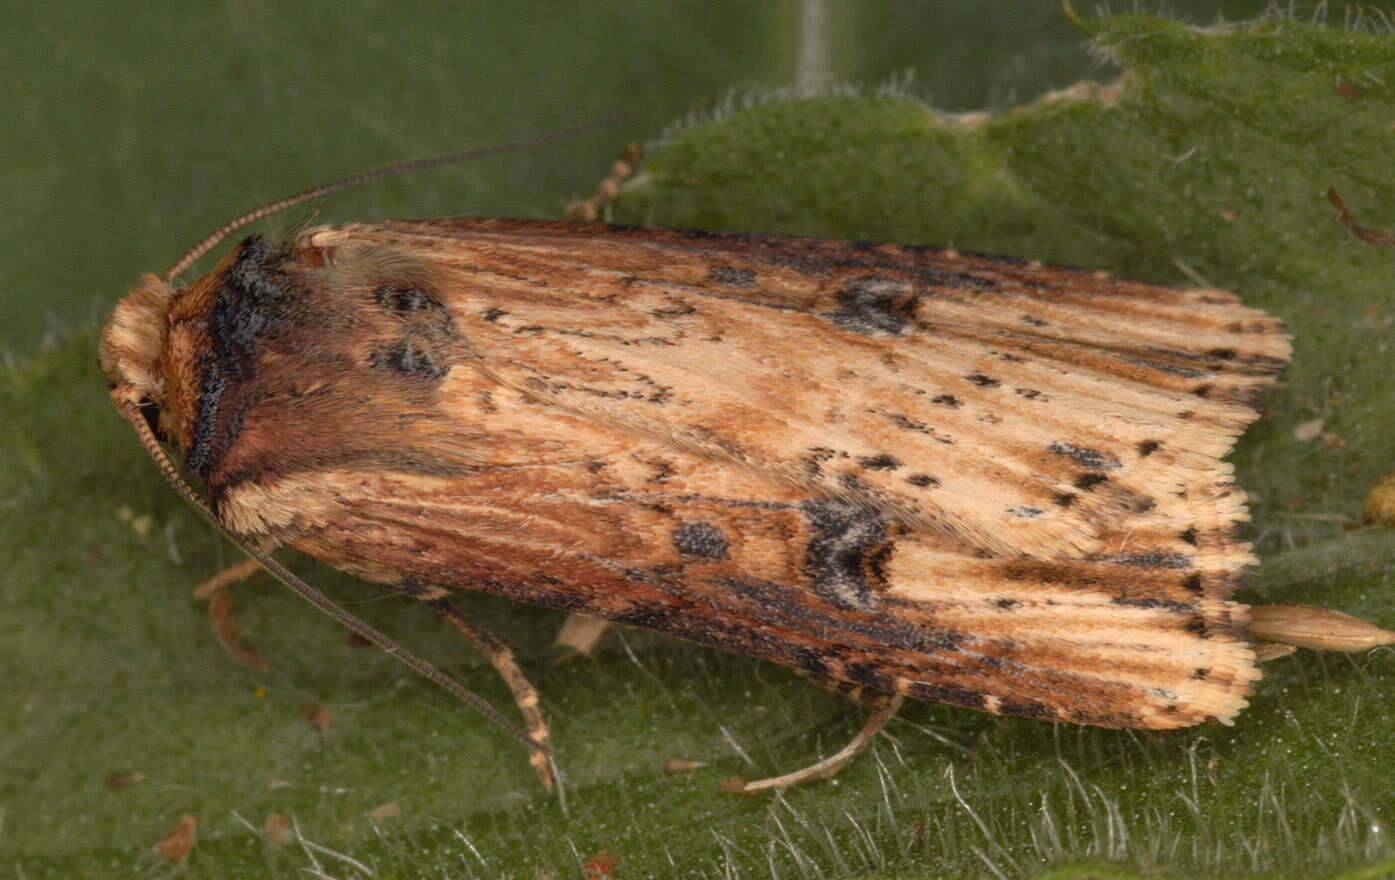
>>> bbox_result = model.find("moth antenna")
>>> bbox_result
[112,391,549,755]
[161,113,627,282]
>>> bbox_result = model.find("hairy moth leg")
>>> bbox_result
[192,556,268,670]
[726,690,905,794]
[565,142,639,222]
[425,596,555,791]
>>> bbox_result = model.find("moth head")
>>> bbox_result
[100,272,176,405]
[100,245,244,450]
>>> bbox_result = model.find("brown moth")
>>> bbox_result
[102,145,1306,793]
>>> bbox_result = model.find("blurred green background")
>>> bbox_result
[6,2,1395,879]
[4,0,1295,363]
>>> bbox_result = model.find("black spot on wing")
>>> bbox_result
[707,265,757,287]
[376,286,437,314]
[802,446,840,476]
[1048,442,1122,471]
[1092,552,1194,569]
[1074,473,1109,491]
[372,339,448,379]
[375,289,453,363]
[369,281,459,382]
[825,277,918,335]
[799,498,891,610]
[673,522,730,559]
[858,453,900,470]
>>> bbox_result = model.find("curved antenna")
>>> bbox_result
[161,113,625,281]
[112,395,550,755]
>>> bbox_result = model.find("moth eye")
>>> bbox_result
[138,401,162,435]
[376,286,431,314]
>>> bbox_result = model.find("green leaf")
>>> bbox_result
[6,9,1395,879]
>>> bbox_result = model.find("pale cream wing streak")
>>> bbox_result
[416,279,1113,557]
[466,329,1127,558]
[437,269,1211,536]
[455,300,1240,557]
[306,224,1284,560]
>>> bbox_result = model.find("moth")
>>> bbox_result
[102,142,1346,794]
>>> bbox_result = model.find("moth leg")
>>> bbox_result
[552,613,612,660]
[192,556,268,670]
[726,688,905,794]
[566,142,639,222]
[424,596,556,791]
[1254,643,1298,662]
